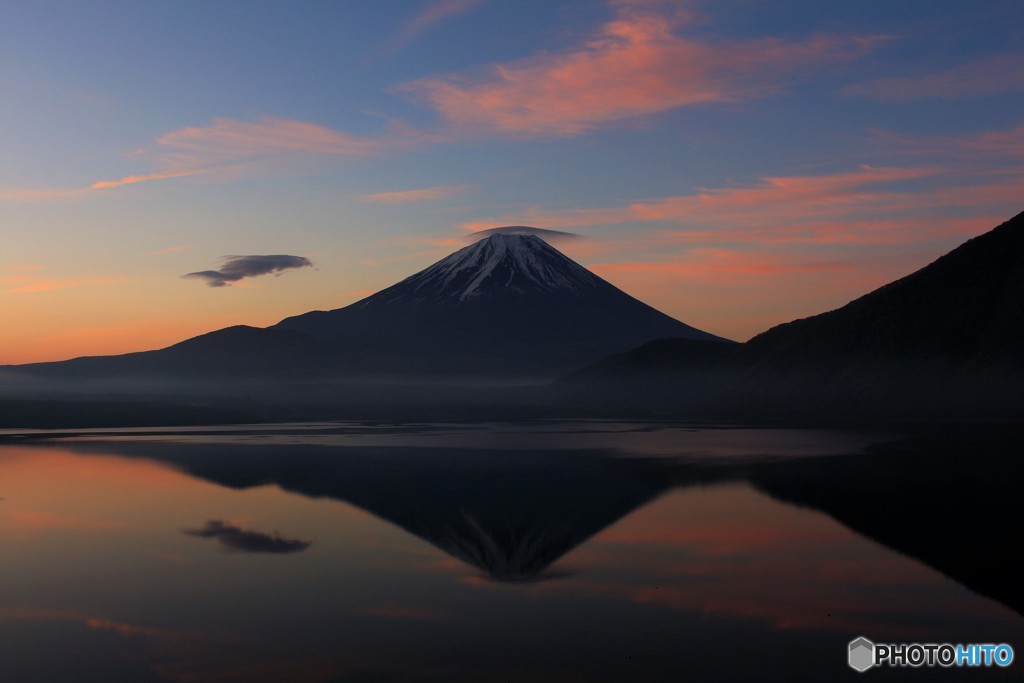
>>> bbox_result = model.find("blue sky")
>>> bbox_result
[2,0,1022,362]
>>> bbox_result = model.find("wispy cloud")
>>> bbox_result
[89,117,398,191]
[1,2,882,202]
[383,0,485,55]
[4,117,423,202]
[90,168,210,190]
[593,251,858,281]
[362,184,469,204]
[401,3,880,136]
[453,166,1017,334]
[183,254,314,288]
[451,121,1024,341]
[153,116,384,169]
[870,121,1024,161]
[844,53,1024,102]
[460,165,948,237]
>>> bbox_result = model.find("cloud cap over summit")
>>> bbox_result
[467,226,580,243]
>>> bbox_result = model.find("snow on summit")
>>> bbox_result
[273,224,727,377]
[374,229,599,305]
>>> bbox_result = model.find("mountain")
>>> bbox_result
[745,210,1024,367]
[273,230,728,378]
[562,211,1024,418]
[59,438,679,582]
[4,228,726,386]
[14,325,342,380]
[53,428,1024,610]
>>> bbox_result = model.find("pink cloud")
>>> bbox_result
[844,53,1024,102]
[401,4,880,136]
[871,121,1024,161]
[459,154,1024,251]
[452,144,1023,341]
[91,168,209,190]
[4,117,418,200]
[125,116,437,187]
[460,165,946,234]
[591,251,860,282]
[154,117,383,169]
[382,0,485,55]
[658,216,1003,247]
[587,256,887,342]
[362,184,469,204]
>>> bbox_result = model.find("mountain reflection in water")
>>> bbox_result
[61,441,677,582]
[55,427,1022,610]
[2,424,1021,682]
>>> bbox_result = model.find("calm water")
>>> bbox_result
[0,422,1021,682]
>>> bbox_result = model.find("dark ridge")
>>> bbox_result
[747,210,1024,364]
[560,211,1024,420]
[8,325,344,380]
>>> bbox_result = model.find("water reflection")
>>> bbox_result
[747,430,1024,617]
[45,429,1024,609]
[59,441,679,582]
[0,425,1021,682]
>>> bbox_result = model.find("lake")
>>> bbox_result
[1,422,1020,682]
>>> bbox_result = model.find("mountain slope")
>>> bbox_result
[561,211,1024,417]
[4,229,726,384]
[746,210,1024,366]
[275,232,729,378]
[11,325,346,381]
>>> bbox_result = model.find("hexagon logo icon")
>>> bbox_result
[849,637,875,672]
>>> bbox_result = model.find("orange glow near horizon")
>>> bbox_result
[1,321,222,364]
[3,0,1022,366]
[588,251,895,342]
[0,446,199,540]
[0,303,329,364]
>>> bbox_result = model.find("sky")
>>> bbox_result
[2,0,1023,364]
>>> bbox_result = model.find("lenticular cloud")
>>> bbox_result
[184,254,313,287]
[467,225,580,243]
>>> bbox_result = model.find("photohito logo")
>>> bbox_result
[848,637,1014,672]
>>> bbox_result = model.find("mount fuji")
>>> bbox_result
[274,228,728,378]
[9,227,727,383]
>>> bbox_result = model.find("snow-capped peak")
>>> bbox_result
[371,231,602,305]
